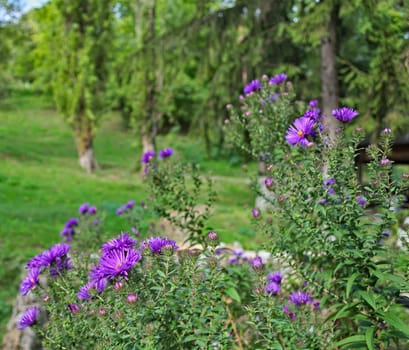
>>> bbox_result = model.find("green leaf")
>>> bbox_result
[332,335,366,348]
[357,291,377,311]
[225,287,241,303]
[378,310,409,338]
[365,326,375,350]
[346,272,359,298]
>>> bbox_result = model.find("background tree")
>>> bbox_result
[33,0,115,173]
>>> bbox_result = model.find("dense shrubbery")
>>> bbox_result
[16,75,409,349]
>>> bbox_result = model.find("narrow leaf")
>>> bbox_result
[365,326,375,350]
[346,272,359,298]
[332,335,366,348]
[225,287,241,303]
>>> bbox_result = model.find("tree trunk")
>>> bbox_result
[321,2,340,141]
[139,0,158,168]
[76,126,98,174]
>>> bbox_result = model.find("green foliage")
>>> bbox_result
[145,154,216,246]
[228,76,409,347]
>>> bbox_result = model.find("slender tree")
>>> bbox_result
[34,0,115,173]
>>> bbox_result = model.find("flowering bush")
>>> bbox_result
[16,75,409,349]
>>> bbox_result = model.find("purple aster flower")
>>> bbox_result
[99,248,141,280]
[229,256,240,264]
[332,107,359,123]
[265,281,280,295]
[318,198,327,205]
[19,268,41,295]
[88,206,97,215]
[26,253,46,270]
[17,306,40,330]
[65,218,79,228]
[323,178,336,186]
[289,291,312,306]
[141,150,155,164]
[356,196,367,207]
[89,266,109,293]
[102,232,137,254]
[285,117,315,147]
[267,271,282,284]
[78,203,89,215]
[380,158,390,166]
[243,80,262,95]
[41,243,73,276]
[116,206,125,216]
[123,200,134,210]
[383,128,392,134]
[159,148,174,159]
[268,93,280,102]
[327,188,336,196]
[269,73,287,85]
[77,282,94,300]
[251,256,263,270]
[233,250,243,257]
[309,99,318,108]
[252,208,260,218]
[60,227,75,241]
[68,303,80,314]
[144,237,178,254]
[303,108,321,122]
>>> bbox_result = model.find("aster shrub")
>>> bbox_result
[18,225,262,349]
[143,148,216,246]
[228,74,409,348]
[225,73,305,165]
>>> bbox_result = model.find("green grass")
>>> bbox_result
[0,90,257,341]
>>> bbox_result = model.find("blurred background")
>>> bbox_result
[0,0,408,341]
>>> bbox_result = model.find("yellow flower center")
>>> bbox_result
[297,130,304,136]
[116,262,123,271]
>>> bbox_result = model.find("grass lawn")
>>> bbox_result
[0,90,261,341]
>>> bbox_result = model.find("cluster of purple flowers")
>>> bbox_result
[281,291,320,320]
[78,202,97,215]
[243,79,262,95]
[78,233,141,299]
[60,217,79,242]
[141,147,174,164]
[141,150,155,164]
[265,271,283,295]
[228,250,248,264]
[20,243,73,296]
[286,104,359,147]
[116,200,135,216]
[268,73,287,86]
[140,236,178,255]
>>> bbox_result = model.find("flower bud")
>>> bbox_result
[252,208,260,218]
[127,293,138,304]
[114,281,124,291]
[207,231,219,245]
[264,177,273,189]
[98,308,106,316]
